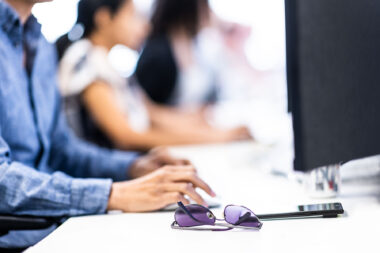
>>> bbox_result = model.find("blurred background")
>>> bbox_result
[33,0,291,148]
[33,0,286,74]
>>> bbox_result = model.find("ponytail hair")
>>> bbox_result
[56,0,128,60]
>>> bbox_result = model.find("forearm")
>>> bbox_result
[113,128,181,151]
[115,127,229,151]
[148,104,211,131]
[0,161,112,217]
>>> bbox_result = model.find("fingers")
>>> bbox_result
[233,126,252,140]
[159,154,191,166]
[176,159,191,165]
[168,171,216,198]
[151,147,191,166]
[164,183,206,206]
[163,165,196,173]
[154,165,216,199]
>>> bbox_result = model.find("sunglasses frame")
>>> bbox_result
[171,202,263,231]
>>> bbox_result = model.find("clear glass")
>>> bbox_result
[304,164,341,198]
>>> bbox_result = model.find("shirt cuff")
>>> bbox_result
[69,178,112,216]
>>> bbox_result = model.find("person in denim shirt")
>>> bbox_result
[0,0,216,248]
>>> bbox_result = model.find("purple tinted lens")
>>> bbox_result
[175,205,216,227]
[224,205,262,228]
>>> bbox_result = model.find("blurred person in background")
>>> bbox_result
[135,0,215,108]
[57,0,251,152]
[200,20,262,101]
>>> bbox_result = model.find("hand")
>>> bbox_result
[108,165,216,212]
[224,126,253,141]
[128,147,190,178]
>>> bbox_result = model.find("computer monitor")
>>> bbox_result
[285,0,380,171]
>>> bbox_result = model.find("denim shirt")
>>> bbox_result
[0,1,138,248]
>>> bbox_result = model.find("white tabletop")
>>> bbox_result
[27,141,380,253]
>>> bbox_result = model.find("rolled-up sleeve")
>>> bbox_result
[0,136,112,217]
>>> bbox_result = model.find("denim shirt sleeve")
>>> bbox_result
[0,134,112,217]
[48,91,140,182]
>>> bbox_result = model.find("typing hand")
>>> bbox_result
[128,147,190,179]
[108,165,216,212]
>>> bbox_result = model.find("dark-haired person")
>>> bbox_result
[0,0,216,248]
[57,0,251,151]
[135,0,215,107]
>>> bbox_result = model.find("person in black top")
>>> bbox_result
[135,0,215,107]
[135,35,177,105]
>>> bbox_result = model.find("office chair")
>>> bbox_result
[0,214,62,253]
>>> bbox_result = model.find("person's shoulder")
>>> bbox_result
[146,35,170,46]
[61,39,92,62]
[138,35,176,71]
[135,34,177,103]
[58,39,114,97]
[59,39,95,75]
[137,34,177,74]
[141,35,172,58]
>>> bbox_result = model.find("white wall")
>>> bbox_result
[33,0,286,74]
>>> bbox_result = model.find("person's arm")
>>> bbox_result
[145,99,211,131]
[145,96,254,145]
[81,82,251,151]
[48,90,139,181]
[47,93,218,212]
[0,134,112,217]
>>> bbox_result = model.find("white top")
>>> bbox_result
[170,40,216,108]
[59,39,150,133]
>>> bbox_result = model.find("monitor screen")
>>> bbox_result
[286,0,380,171]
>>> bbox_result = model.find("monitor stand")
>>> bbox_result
[304,164,341,198]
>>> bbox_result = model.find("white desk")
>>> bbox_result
[27,141,380,253]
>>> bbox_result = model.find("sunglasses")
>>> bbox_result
[171,202,263,231]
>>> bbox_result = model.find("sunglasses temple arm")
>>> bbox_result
[177,202,203,223]
[235,212,251,225]
[172,221,232,231]
[235,212,263,228]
